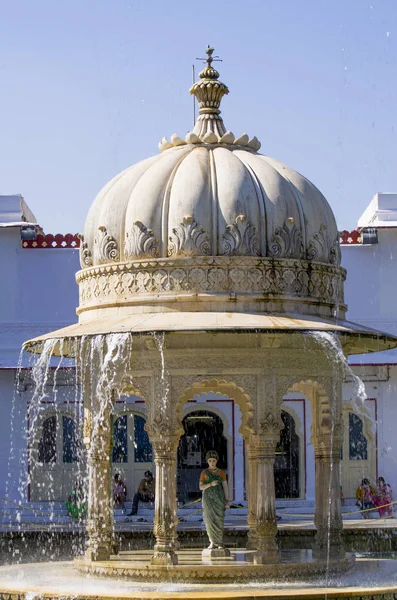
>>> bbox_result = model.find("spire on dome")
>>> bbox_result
[158,46,261,151]
[190,45,229,140]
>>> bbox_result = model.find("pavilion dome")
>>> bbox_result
[24,47,397,358]
[81,145,340,267]
[75,46,345,325]
[80,49,339,268]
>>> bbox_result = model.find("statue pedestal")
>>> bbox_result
[202,548,231,558]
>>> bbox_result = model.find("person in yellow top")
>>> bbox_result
[356,478,376,519]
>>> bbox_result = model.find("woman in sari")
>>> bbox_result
[199,450,229,549]
[374,476,393,518]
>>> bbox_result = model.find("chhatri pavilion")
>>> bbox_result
[24,46,396,575]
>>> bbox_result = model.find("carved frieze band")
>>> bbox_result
[81,221,341,265]
[77,256,346,310]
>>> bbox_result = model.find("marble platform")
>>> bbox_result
[0,554,396,599]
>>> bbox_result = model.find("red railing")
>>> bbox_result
[22,230,362,249]
[22,233,80,248]
[339,230,361,245]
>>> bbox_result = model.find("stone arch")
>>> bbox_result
[341,400,374,442]
[176,378,255,440]
[178,402,234,500]
[114,401,147,419]
[289,379,334,445]
[182,401,231,440]
[119,376,152,404]
[29,404,83,501]
[30,404,82,462]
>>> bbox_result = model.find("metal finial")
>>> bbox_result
[196,45,222,70]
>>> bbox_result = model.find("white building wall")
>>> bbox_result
[377,366,397,492]
[342,229,397,335]
[0,370,24,502]
[0,210,79,505]
[0,230,79,368]
[341,209,397,497]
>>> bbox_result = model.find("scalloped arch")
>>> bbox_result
[176,378,255,438]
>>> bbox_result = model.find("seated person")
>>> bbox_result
[129,470,155,515]
[66,478,87,520]
[374,476,393,518]
[113,473,127,510]
[356,478,375,519]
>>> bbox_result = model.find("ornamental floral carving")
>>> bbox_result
[95,226,120,263]
[77,234,93,268]
[258,412,284,435]
[168,216,211,257]
[220,215,260,256]
[269,217,304,259]
[124,221,159,259]
[329,235,341,266]
[307,224,341,266]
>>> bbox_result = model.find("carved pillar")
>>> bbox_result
[251,431,280,563]
[85,398,114,561]
[150,435,180,565]
[246,438,258,549]
[313,380,344,558]
[314,436,344,558]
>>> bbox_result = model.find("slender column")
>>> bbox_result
[314,437,344,558]
[246,440,258,549]
[150,437,179,565]
[254,434,280,563]
[85,404,114,561]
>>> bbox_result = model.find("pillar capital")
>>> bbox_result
[313,432,343,462]
[145,413,183,446]
[248,430,280,460]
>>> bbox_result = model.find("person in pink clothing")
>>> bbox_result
[374,477,393,518]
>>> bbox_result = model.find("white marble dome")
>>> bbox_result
[74,48,346,326]
[80,57,340,269]
[81,144,340,267]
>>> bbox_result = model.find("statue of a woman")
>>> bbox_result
[199,450,230,550]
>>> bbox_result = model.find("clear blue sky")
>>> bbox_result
[1,0,396,233]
